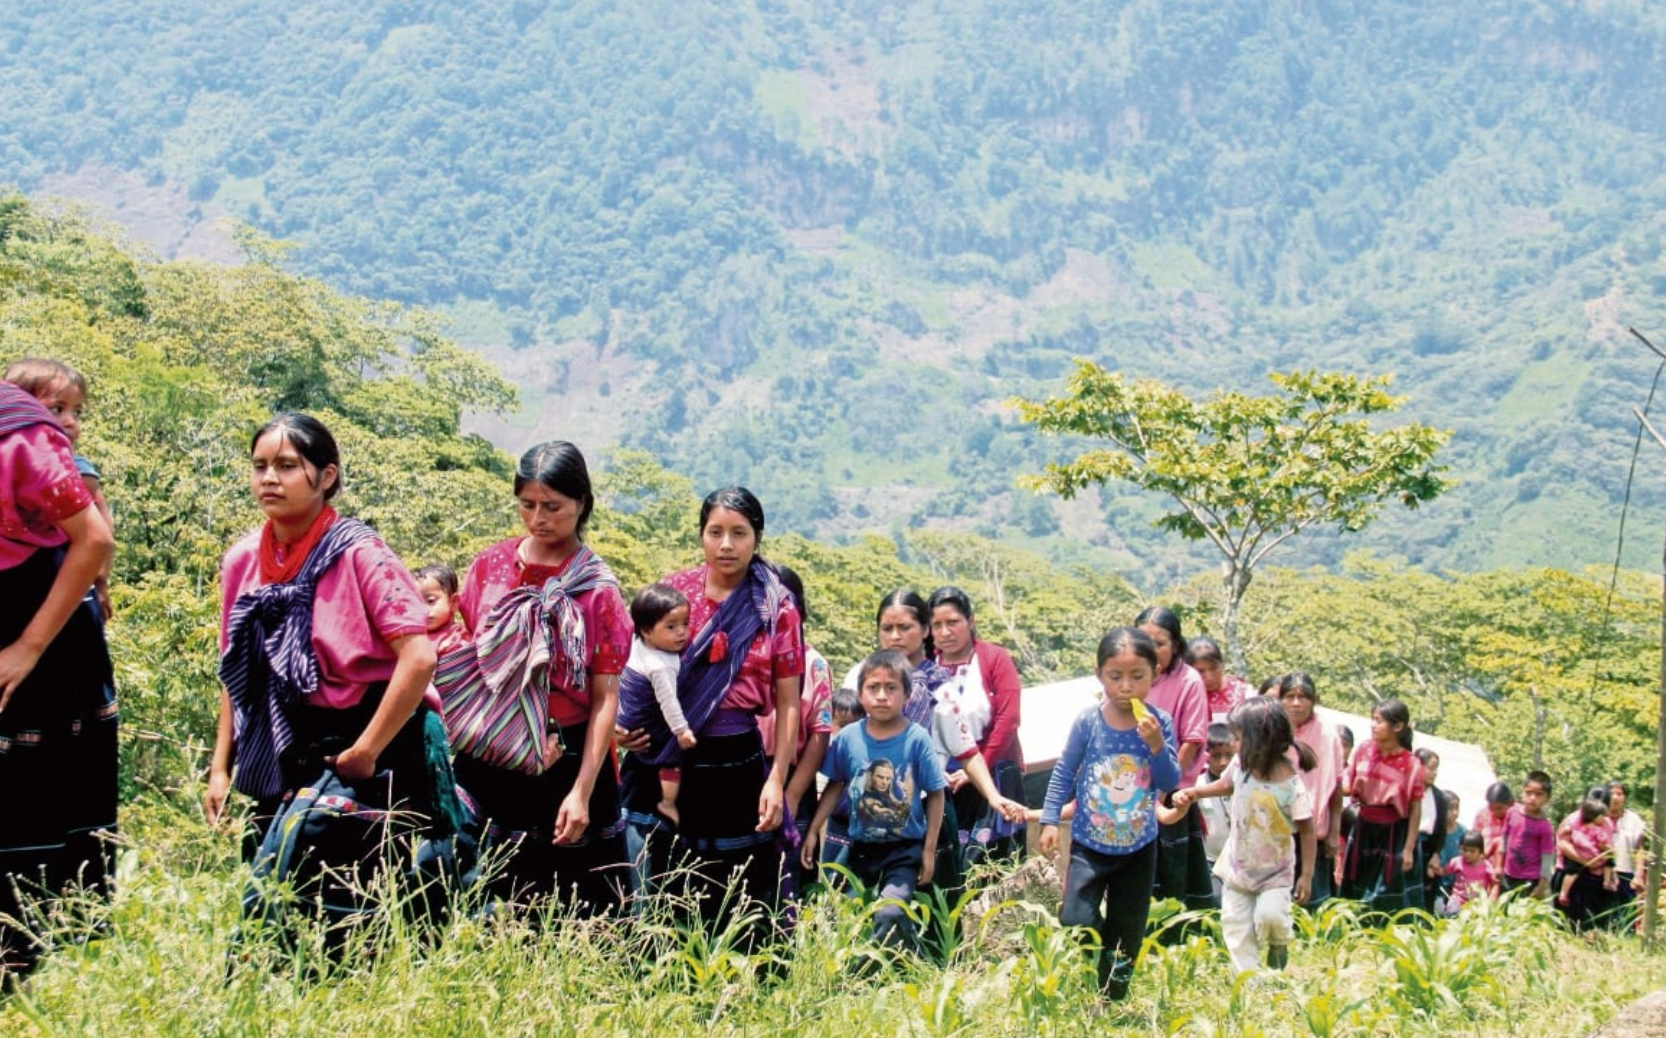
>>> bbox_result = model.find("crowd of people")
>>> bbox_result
[0,365,1653,1000]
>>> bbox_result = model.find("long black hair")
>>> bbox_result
[1229,696,1316,778]
[251,412,342,500]
[875,589,933,656]
[515,441,595,536]
[1132,605,1186,673]
[1373,698,1414,751]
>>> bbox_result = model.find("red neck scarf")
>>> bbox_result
[259,504,339,584]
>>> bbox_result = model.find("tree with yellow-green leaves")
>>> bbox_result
[1015,363,1452,673]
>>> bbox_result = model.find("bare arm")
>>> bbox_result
[758,673,800,832]
[205,686,236,825]
[0,504,112,710]
[554,671,619,844]
[328,632,434,781]
[785,730,827,819]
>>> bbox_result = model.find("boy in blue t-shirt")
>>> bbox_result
[804,648,947,947]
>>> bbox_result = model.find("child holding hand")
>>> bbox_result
[803,649,946,949]
[1177,697,1316,974]
[1039,627,1179,1001]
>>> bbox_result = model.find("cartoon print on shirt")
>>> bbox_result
[1083,754,1152,848]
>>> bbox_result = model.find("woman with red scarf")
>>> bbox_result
[451,441,631,917]
[206,415,445,900]
[618,487,802,936]
[0,380,114,979]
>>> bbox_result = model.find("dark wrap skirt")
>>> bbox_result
[452,718,628,918]
[0,548,116,972]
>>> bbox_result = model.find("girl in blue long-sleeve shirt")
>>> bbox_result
[1040,626,1181,1000]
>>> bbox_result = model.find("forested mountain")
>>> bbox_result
[4,0,1666,580]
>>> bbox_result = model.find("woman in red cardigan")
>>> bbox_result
[928,586,1024,870]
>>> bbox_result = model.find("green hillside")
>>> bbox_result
[4,0,1666,578]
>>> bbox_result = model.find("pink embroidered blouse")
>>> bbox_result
[458,537,631,727]
[219,529,433,711]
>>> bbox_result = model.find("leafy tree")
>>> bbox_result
[1015,364,1452,671]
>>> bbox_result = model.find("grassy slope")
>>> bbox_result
[2,800,1659,1036]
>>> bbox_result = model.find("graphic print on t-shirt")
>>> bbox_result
[852,758,914,840]
[1083,754,1153,849]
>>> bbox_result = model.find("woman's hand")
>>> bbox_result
[1400,846,1416,876]
[614,725,651,754]
[757,774,784,832]
[204,769,232,828]
[553,788,590,845]
[800,825,821,870]
[0,640,44,713]
[327,743,377,783]
[945,769,970,793]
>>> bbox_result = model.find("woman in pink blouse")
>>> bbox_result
[1135,605,1217,913]
[618,487,802,933]
[453,442,630,917]
[0,381,115,978]
[207,415,447,928]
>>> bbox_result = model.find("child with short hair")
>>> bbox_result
[414,563,469,656]
[1557,795,1617,909]
[5,357,113,620]
[620,583,694,826]
[1501,771,1555,898]
[815,686,864,871]
[1443,830,1496,914]
[1335,699,1425,914]
[1197,723,1235,902]
[803,649,947,949]
[1040,627,1180,1001]
[1474,782,1514,873]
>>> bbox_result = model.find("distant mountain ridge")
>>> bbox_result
[5,0,1665,581]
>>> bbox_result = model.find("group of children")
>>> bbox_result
[5,355,1632,1000]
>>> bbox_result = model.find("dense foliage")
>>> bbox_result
[2,1,1665,577]
[0,194,1656,819]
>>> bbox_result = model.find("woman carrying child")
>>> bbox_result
[206,414,453,923]
[452,441,631,916]
[617,487,802,936]
[1335,699,1425,915]
[1177,697,1316,975]
[1040,627,1180,1001]
[1554,790,1617,931]
[0,377,114,978]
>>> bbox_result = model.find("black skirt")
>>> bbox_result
[0,548,116,971]
[453,720,628,917]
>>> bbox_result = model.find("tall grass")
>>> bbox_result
[3,803,1660,1037]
